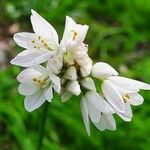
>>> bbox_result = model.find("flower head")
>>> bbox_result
[11,10,150,135]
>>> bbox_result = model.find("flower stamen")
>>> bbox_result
[31,40,35,43]
[32,78,37,82]
[71,30,78,40]
[123,94,130,103]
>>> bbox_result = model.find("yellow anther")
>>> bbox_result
[32,40,35,43]
[41,40,44,43]
[34,46,37,48]
[44,43,48,47]
[32,78,37,82]
[123,94,130,103]
[37,80,41,83]
[71,30,78,40]
[38,36,41,40]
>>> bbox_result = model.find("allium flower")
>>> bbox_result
[80,78,116,135]
[11,10,59,67]
[60,17,92,77]
[17,65,61,112]
[92,62,150,121]
[63,43,92,77]
[60,16,89,51]
[11,10,150,136]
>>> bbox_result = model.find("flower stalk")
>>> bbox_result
[37,102,49,150]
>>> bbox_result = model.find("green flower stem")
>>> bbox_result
[37,102,49,150]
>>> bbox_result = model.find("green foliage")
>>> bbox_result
[0,0,150,150]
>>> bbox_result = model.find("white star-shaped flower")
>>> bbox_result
[60,17,92,77]
[60,16,89,51]
[17,65,61,112]
[92,62,150,121]
[11,10,59,67]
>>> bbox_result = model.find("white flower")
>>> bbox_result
[60,60,92,102]
[59,17,91,77]
[17,65,61,112]
[76,53,92,77]
[66,80,81,96]
[11,10,59,67]
[60,66,80,102]
[60,80,81,102]
[47,55,63,75]
[63,44,93,77]
[92,62,150,121]
[63,43,88,65]
[80,91,116,135]
[80,77,96,91]
[92,62,118,79]
[80,78,115,135]
[63,66,78,80]
[60,16,89,51]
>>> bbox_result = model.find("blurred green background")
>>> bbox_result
[0,0,150,150]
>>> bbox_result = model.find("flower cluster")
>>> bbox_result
[11,10,150,135]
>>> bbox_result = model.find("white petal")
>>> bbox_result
[92,62,118,79]
[116,103,132,122]
[93,114,105,131]
[80,96,90,136]
[61,90,73,102]
[71,43,88,59]
[103,114,116,131]
[17,67,41,83]
[80,63,92,77]
[50,73,61,93]
[11,49,54,67]
[62,16,76,42]
[13,32,36,49]
[85,91,114,114]
[108,76,150,91]
[31,9,58,44]
[87,101,101,123]
[129,93,144,106]
[63,66,77,80]
[44,85,53,102]
[80,77,96,91]
[94,114,116,131]
[66,80,81,96]
[61,16,89,50]
[24,90,46,112]
[18,82,39,96]
[102,80,125,112]
[47,57,62,74]
[78,56,92,77]
[74,24,89,48]
[33,65,47,73]
[17,65,46,83]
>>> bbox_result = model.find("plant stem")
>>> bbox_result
[37,102,49,150]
